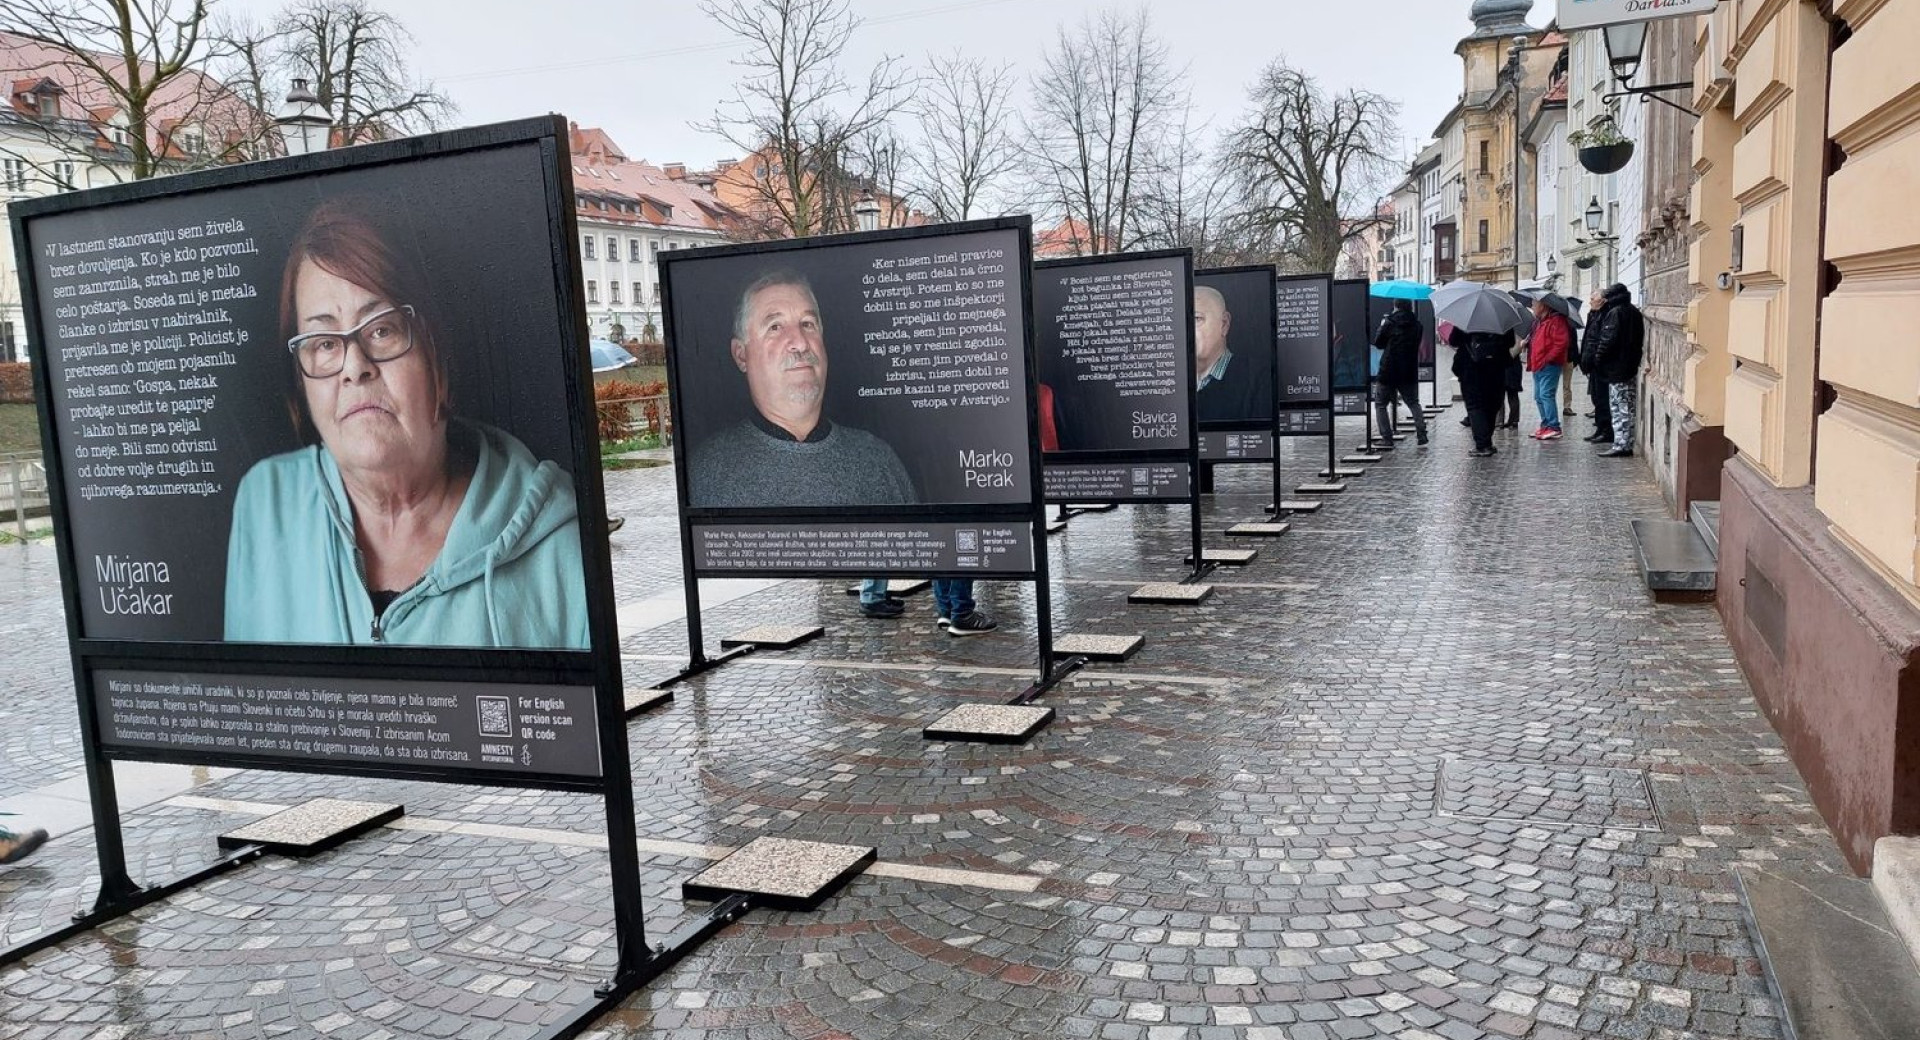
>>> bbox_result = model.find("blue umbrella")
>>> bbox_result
[1369,279,1434,300]
[588,339,636,374]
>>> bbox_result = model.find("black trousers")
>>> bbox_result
[1461,362,1505,450]
[1588,373,1613,437]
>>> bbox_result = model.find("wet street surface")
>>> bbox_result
[0,417,1838,1039]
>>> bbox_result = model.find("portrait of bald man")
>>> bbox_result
[687,269,917,508]
[1193,284,1273,423]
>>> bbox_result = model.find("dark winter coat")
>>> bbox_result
[1586,287,1646,384]
[1370,310,1423,386]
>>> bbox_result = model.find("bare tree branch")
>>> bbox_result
[271,0,453,145]
[0,0,258,181]
[1218,58,1400,273]
[908,51,1015,222]
[695,0,911,239]
[1018,7,1187,257]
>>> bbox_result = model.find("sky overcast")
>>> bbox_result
[226,0,1556,172]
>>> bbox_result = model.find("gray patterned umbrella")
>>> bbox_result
[1432,280,1533,335]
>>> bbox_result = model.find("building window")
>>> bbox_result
[652,281,660,303]
[606,236,618,261]
[629,239,641,262]
[583,236,596,260]
[633,282,644,305]
[2,159,24,193]
[52,160,76,190]
[1477,220,1489,254]
[1478,140,1489,174]
[649,240,660,259]
[609,282,622,305]
[587,280,599,304]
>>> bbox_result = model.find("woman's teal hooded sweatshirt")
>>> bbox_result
[224,420,589,648]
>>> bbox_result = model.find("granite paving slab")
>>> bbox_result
[921,703,1056,744]
[682,835,876,911]
[1051,634,1145,662]
[216,798,403,856]
[719,624,826,649]
[1126,582,1214,604]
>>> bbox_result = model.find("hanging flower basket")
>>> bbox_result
[1578,141,1635,174]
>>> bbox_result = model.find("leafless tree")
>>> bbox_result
[908,51,1016,222]
[0,0,258,180]
[1219,59,1400,274]
[696,0,911,239]
[271,0,451,145]
[1020,7,1187,256]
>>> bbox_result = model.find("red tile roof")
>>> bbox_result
[568,123,737,234]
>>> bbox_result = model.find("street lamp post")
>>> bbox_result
[1582,195,1619,283]
[854,190,880,233]
[275,78,331,157]
[1507,35,1528,291]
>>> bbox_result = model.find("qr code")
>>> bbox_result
[1133,468,1150,483]
[955,529,979,553]
[477,696,512,738]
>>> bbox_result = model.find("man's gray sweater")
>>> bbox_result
[688,418,917,508]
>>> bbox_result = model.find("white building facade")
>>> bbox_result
[569,126,733,343]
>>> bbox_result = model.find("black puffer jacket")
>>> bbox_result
[1371,309,1422,385]
[1585,285,1645,384]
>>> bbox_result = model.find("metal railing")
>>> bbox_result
[0,451,47,540]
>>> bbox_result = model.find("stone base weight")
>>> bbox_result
[1185,548,1257,565]
[683,836,877,911]
[720,625,824,650]
[1128,582,1214,605]
[1343,454,1383,464]
[1318,467,1365,478]
[1226,522,1290,538]
[923,703,1056,744]
[1265,500,1323,515]
[1053,633,1145,662]
[1064,503,1118,512]
[1296,482,1348,494]
[218,798,403,857]
[1046,518,1068,534]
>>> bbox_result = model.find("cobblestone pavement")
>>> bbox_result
[0,415,1847,1039]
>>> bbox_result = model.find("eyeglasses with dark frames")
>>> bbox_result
[287,304,418,379]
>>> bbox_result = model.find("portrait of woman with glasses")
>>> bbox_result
[222,198,589,648]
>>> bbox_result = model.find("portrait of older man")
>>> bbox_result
[1193,284,1272,423]
[687,269,917,508]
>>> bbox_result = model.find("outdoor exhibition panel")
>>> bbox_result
[1330,278,1370,417]
[17,116,622,792]
[660,218,1041,580]
[1274,273,1333,438]
[1033,249,1196,504]
[10,117,671,1003]
[1192,265,1280,465]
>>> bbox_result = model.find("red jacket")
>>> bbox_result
[1527,313,1572,371]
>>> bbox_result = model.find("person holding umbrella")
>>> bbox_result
[1370,298,1429,446]
[1434,282,1530,457]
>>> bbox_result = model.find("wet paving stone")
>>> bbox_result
[0,417,1846,1038]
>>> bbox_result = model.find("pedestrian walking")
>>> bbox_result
[1525,298,1573,440]
[1585,283,1646,458]
[1448,325,1514,457]
[934,579,995,635]
[1580,290,1614,444]
[1370,299,1430,446]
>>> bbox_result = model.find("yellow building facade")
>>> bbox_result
[1692,0,1920,873]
